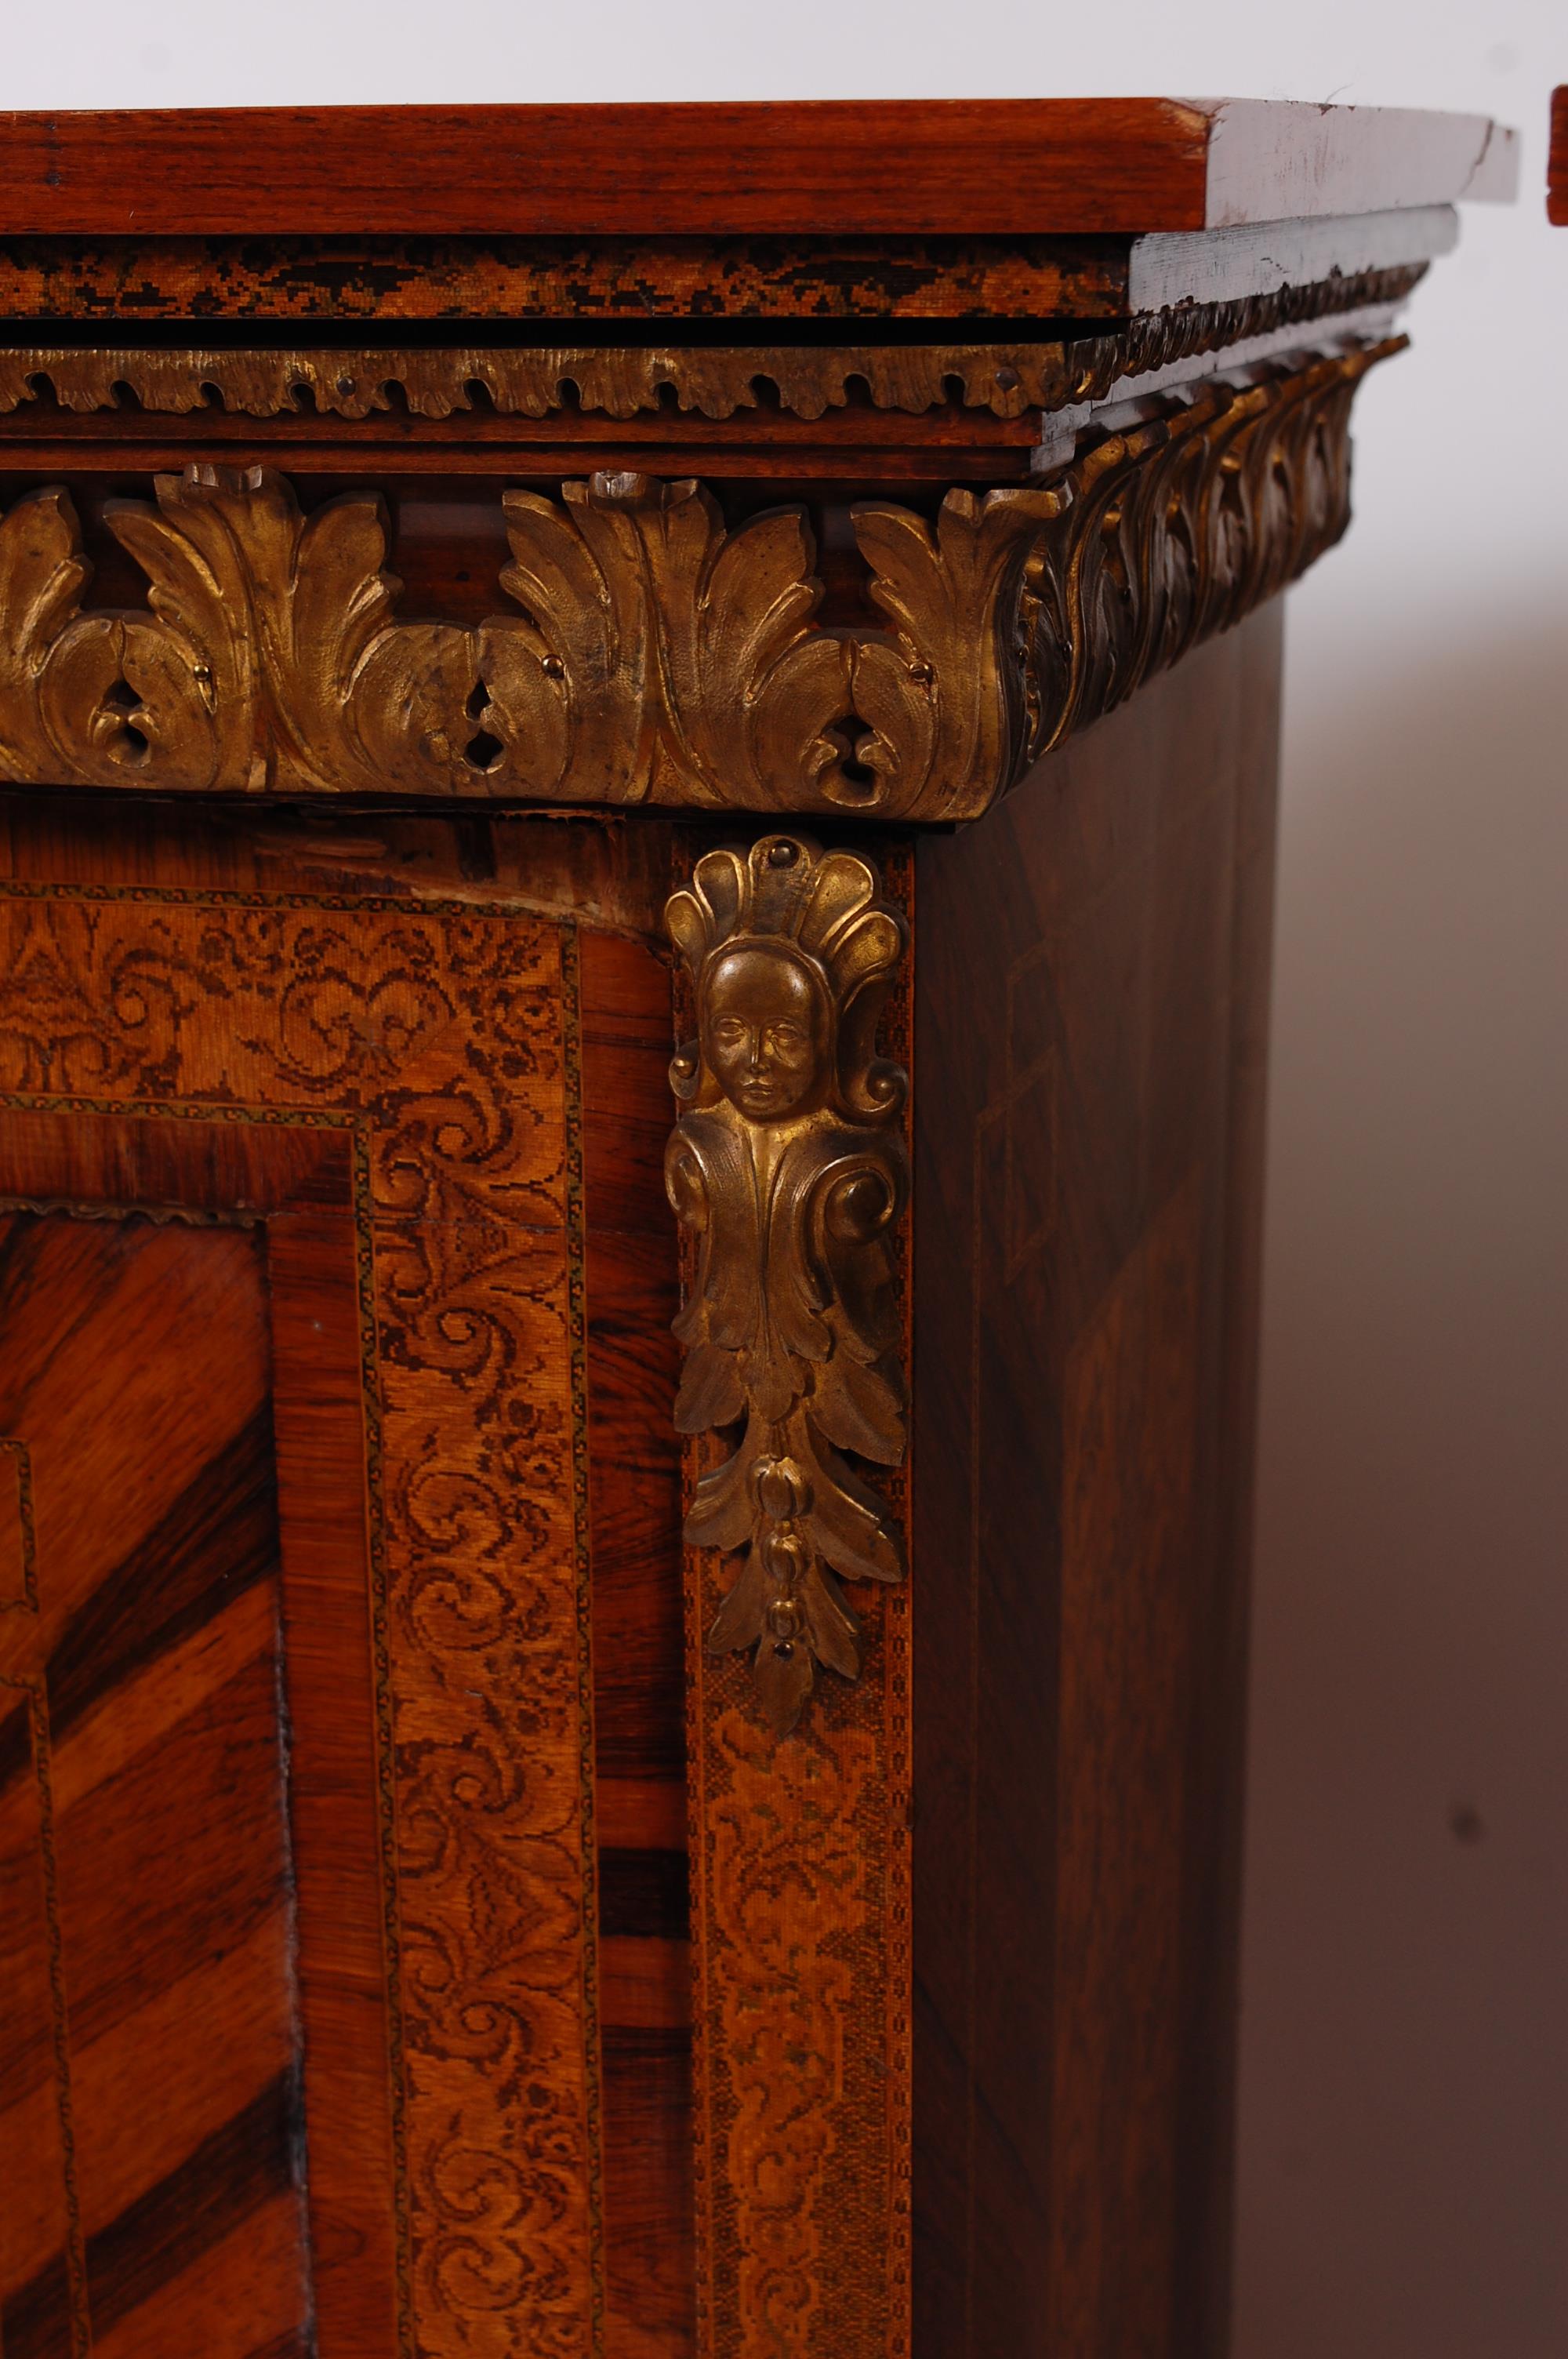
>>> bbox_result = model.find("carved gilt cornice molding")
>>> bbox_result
[0,339,1397,819]
[664,834,908,1736]
[0,266,1419,423]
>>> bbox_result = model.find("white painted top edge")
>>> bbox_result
[1127,205,1458,314]
[1188,100,1519,225]
[1029,299,1408,475]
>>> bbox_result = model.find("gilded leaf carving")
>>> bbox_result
[0,340,1396,820]
[486,473,851,806]
[1023,351,1369,758]
[0,466,481,795]
[845,485,1063,819]
[0,484,227,790]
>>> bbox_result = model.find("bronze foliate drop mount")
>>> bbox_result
[664,834,908,1736]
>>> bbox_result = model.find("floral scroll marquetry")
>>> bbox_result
[0,339,1397,819]
[663,834,908,1736]
[0,885,603,2355]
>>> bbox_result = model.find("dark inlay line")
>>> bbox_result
[0,306,1122,353]
[601,2025,693,2069]
[86,2066,303,2337]
[597,1846,690,1943]
[46,1405,279,1744]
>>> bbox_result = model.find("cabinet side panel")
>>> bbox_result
[910,608,1283,2359]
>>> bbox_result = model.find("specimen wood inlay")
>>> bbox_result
[0,231,1131,325]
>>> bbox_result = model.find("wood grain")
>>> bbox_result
[0,1209,308,2357]
[0,102,1214,238]
[0,100,1509,241]
[0,1111,401,2357]
[0,612,1291,2358]
[0,79,1497,2359]
[0,846,582,2354]
[909,609,1283,2358]
[0,788,673,939]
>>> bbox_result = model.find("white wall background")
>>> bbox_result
[9,8,1562,2352]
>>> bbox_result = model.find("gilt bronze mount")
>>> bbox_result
[663,834,908,1734]
[0,338,1393,820]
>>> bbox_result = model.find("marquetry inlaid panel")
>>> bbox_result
[0,864,674,2359]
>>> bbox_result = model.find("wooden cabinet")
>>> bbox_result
[0,97,1512,2359]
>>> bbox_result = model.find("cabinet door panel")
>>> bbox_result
[0,1211,309,2359]
[0,831,694,2358]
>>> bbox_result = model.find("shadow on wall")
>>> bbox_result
[1232,598,1568,2359]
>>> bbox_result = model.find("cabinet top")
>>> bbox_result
[0,97,1516,240]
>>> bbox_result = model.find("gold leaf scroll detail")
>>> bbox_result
[664,834,908,1736]
[0,340,1396,816]
[0,463,858,808]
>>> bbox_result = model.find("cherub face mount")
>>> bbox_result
[665,833,909,1736]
